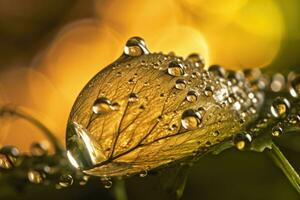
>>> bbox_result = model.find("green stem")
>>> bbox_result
[0,105,64,154]
[112,179,128,200]
[266,142,300,194]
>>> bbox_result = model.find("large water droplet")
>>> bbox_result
[289,75,300,98]
[167,61,185,76]
[92,97,112,114]
[175,79,186,90]
[124,37,149,56]
[181,109,202,130]
[270,97,290,118]
[59,174,74,187]
[66,122,106,170]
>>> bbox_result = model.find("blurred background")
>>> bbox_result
[0,0,300,199]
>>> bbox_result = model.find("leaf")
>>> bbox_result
[66,38,263,177]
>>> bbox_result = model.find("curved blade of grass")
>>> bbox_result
[0,105,64,154]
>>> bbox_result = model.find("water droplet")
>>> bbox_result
[110,102,120,111]
[128,93,139,102]
[181,109,202,130]
[287,114,300,124]
[101,177,112,189]
[92,97,112,114]
[270,97,290,118]
[175,79,186,90]
[66,122,106,170]
[233,132,252,150]
[167,61,185,76]
[212,131,220,137]
[204,86,214,97]
[186,91,198,102]
[208,65,225,77]
[59,174,74,187]
[0,154,12,169]
[271,73,285,92]
[30,142,48,157]
[289,75,300,98]
[272,125,283,137]
[124,37,149,56]
[186,53,205,68]
[139,169,148,178]
[28,170,44,184]
[0,146,20,169]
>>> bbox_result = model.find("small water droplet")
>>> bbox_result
[287,114,300,124]
[272,125,283,137]
[270,97,290,118]
[175,79,186,90]
[208,65,225,77]
[124,37,149,56]
[59,174,74,187]
[167,61,185,76]
[181,109,202,130]
[28,170,44,184]
[233,132,252,150]
[101,177,112,189]
[186,53,205,68]
[92,97,112,114]
[0,146,20,169]
[212,131,220,137]
[30,142,48,157]
[289,75,300,98]
[186,91,198,102]
[110,102,120,111]
[139,169,148,178]
[128,93,139,102]
[204,86,214,97]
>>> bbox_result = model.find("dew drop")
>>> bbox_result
[0,154,12,169]
[92,97,112,114]
[139,169,148,178]
[30,142,48,157]
[128,93,139,102]
[289,75,300,98]
[186,91,198,102]
[110,102,120,111]
[181,109,202,130]
[272,125,283,137]
[59,174,74,187]
[186,53,205,68]
[233,132,252,150]
[101,177,113,189]
[175,79,187,90]
[167,61,185,76]
[270,97,290,118]
[208,65,225,77]
[28,170,44,184]
[204,86,214,97]
[0,146,20,169]
[287,114,300,125]
[124,37,149,56]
